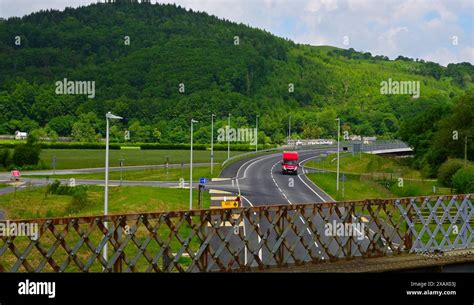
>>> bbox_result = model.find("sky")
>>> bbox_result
[0,0,473,66]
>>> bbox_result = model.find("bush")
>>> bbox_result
[0,142,121,150]
[66,188,89,214]
[12,144,41,167]
[46,180,82,196]
[452,166,474,193]
[437,159,465,187]
[0,148,12,168]
[46,180,61,194]
[140,143,276,151]
[46,180,90,214]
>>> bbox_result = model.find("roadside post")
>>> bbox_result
[341,173,345,200]
[119,158,125,186]
[190,119,198,210]
[52,155,56,175]
[198,178,206,209]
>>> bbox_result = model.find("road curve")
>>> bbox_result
[217,149,336,206]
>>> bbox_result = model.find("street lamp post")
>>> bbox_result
[211,114,215,175]
[104,111,122,263]
[227,113,231,160]
[336,118,340,192]
[190,119,198,210]
[255,115,259,152]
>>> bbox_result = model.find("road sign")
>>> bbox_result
[10,169,21,181]
[221,201,239,208]
[199,177,207,184]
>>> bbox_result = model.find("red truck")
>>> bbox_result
[282,151,299,175]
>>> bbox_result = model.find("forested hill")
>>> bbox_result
[0,1,473,144]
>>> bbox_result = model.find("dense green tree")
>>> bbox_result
[452,166,474,193]
[0,2,471,146]
[12,144,41,167]
[71,112,101,142]
[437,159,465,187]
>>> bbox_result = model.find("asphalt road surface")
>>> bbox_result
[204,148,396,269]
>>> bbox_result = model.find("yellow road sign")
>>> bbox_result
[221,201,239,208]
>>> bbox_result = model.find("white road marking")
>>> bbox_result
[269,160,320,254]
[241,195,262,263]
[298,155,335,202]
[239,153,279,180]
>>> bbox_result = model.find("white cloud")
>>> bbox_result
[306,0,339,13]
[0,0,472,65]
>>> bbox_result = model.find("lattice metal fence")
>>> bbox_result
[0,195,471,272]
[398,196,473,252]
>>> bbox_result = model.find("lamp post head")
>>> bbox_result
[191,119,198,123]
[106,112,123,120]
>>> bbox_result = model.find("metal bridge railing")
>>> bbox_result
[222,140,411,167]
[0,195,471,272]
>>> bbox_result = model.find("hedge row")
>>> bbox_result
[0,141,276,151]
[0,142,121,150]
[140,143,276,151]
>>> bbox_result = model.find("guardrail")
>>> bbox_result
[1,194,470,272]
[222,140,411,167]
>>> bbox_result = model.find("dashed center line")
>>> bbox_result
[270,160,321,255]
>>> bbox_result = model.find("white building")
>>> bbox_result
[15,131,27,140]
[363,136,377,144]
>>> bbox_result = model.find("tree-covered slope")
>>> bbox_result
[0,1,472,144]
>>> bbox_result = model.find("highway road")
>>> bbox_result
[204,149,350,269]
[203,148,400,270]
[222,149,335,205]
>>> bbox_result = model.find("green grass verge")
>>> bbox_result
[307,172,393,201]
[0,185,210,220]
[388,179,452,197]
[306,152,421,178]
[38,149,245,170]
[307,172,453,201]
[0,185,212,271]
[27,165,222,181]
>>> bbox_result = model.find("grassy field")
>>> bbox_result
[388,179,452,197]
[0,185,210,220]
[307,172,392,201]
[0,184,213,271]
[38,149,245,170]
[306,153,421,178]
[307,172,452,201]
[27,165,222,181]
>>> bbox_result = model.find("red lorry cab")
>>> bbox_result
[282,151,298,175]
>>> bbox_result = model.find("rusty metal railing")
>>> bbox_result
[0,194,471,272]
